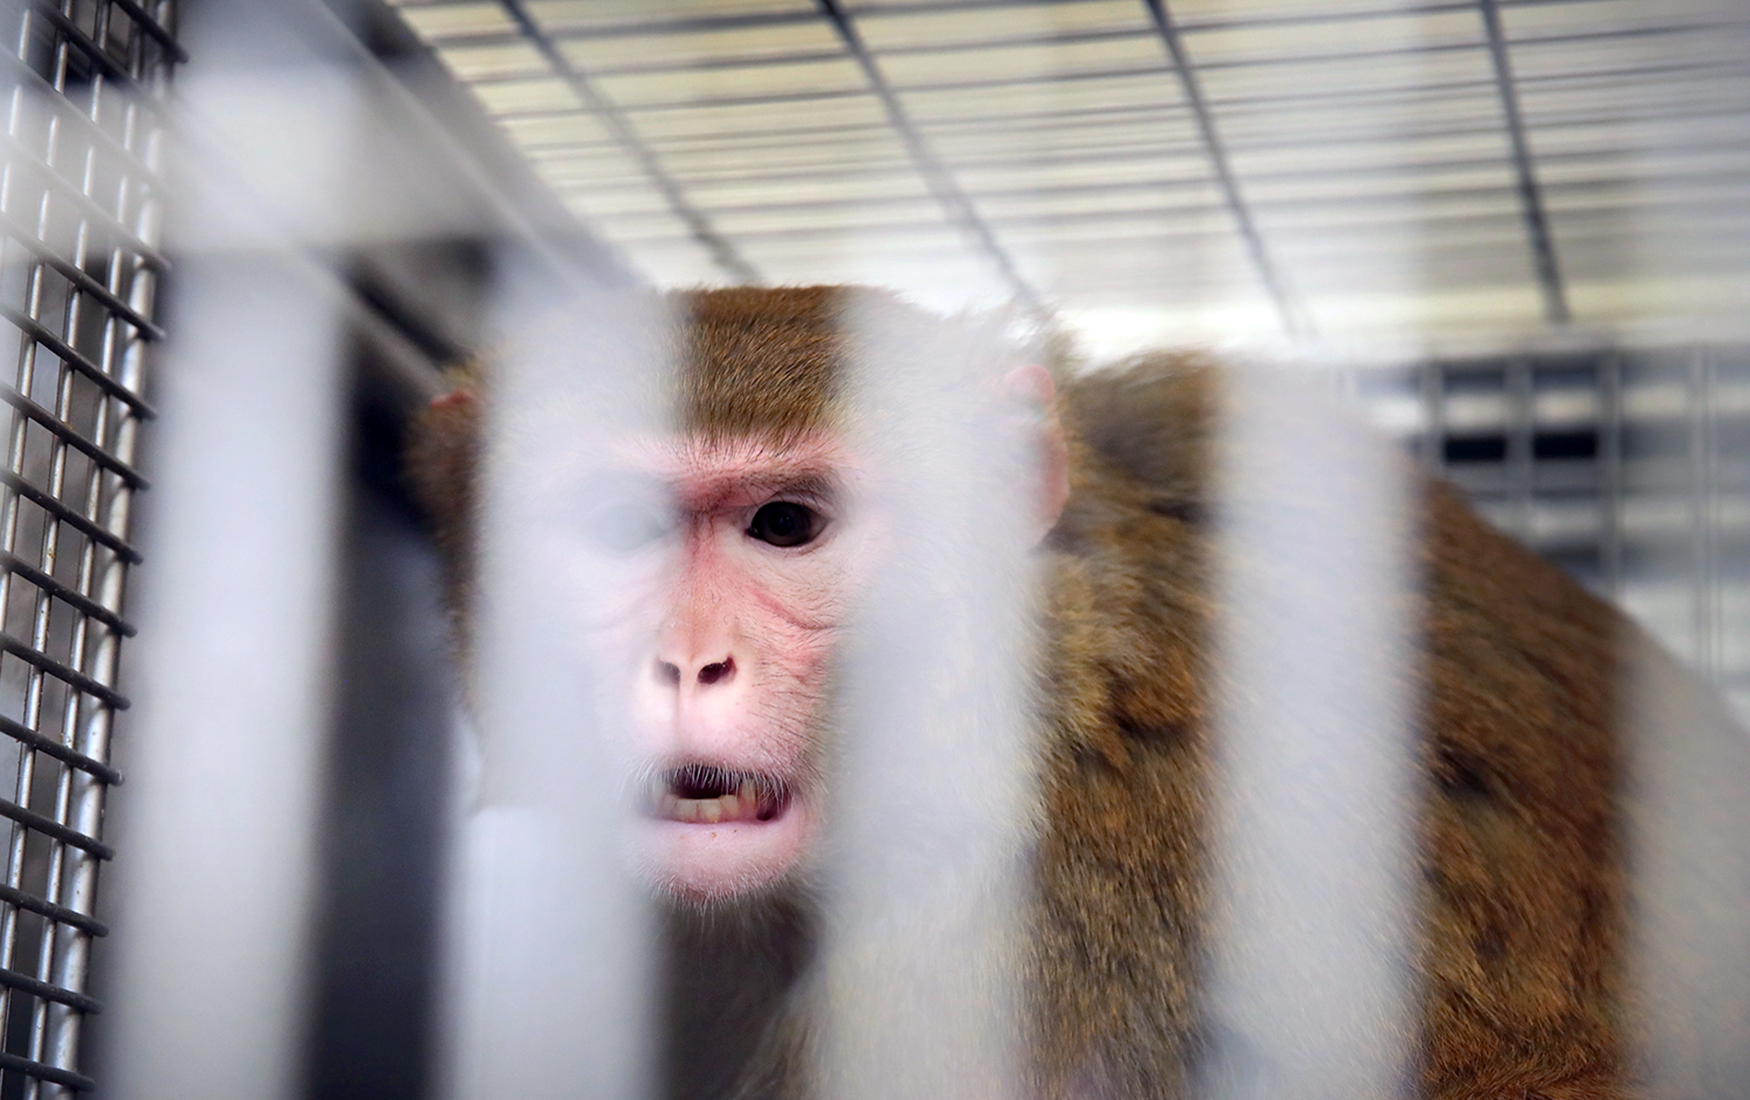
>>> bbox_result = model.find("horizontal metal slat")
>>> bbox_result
[0,966,100,1013]
[0,714,122,786]
[0,471,141,564]
[0,131,168,270]
[0,1050,95,1091]
[0,48,163,185]
[31,7,145,95]
[0,387,149,489]
[0,883,107,938]
[0,211,167,340]
[0,798,114,860]
[0,306,158,417]
[0,552,136,636]
[0,636,129,712]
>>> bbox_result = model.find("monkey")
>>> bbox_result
[406,285,1750,1099]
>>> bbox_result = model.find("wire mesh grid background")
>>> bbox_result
[1358,347,1750,721]
[388,0,1750,344]
[0,1,177,1093]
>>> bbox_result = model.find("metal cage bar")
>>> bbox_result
[0,1,178,1094]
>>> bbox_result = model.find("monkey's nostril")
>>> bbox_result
[697,657,735,686]
[657,660,682,686]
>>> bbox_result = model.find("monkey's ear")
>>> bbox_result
[407,384,483,551]
[1004,365,1070,545]
[429,386,477,413]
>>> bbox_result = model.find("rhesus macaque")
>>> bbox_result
[408,286,1750,1099]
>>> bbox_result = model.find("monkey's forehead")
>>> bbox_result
[527,429,858,508]
[607,430,845,468]
[679,298,846,438]
[674,284,1011,439]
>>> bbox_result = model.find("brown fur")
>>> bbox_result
[680,285,846,440]
[1046,363,1627,1099]
[408,287,1642,1099]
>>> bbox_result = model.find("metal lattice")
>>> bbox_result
[0,1,179,1093]
[387,0,1750,346]
[1355,345,1750,721]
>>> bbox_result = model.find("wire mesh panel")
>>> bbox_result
[0,1,179,1094]
[1354,344,1750,721]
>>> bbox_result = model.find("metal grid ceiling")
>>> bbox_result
[0,1,178,1094]
[387,0,1750,348]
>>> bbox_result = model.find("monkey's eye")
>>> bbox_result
[589,499,670,554]
[747,501,820,548]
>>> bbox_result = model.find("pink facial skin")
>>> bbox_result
[524,374,1065,904]
[539,431,866,904]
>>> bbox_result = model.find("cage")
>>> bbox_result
[0,2,174,1093]
[0,0,1745,1097]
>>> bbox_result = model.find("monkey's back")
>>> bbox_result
[1042,359,1645,1098]
[1416,482,1628,1098]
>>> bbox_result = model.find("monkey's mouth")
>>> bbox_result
[650,764,790,825]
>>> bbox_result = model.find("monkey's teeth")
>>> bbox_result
[653,767,789,824]
[658,783,772,825]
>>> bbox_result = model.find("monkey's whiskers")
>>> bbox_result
[653,765,788,825]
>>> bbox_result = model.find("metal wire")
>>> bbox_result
[0,2,178,1094]
[1478,0,1570,324]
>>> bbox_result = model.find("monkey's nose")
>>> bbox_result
[653,656,736,689]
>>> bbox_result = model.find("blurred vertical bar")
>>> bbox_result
[99,1,360,1098]
[1626,353,1750,1095]
[1685,347,1721,679]
[812,299,1035,1100]
[1626,632,1750,1097]
[439,274,660,1100]
[1191,0,1427,1086]
[1618,0,1750,1072]
[1506,356,1534,541]
[1199,367,1418,1100]
[1599,351,1624,601]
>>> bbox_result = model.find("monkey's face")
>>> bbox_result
[544,429,867,904]
[506,344,1066,906]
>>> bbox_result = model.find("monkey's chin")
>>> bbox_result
[635,799,814,904]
